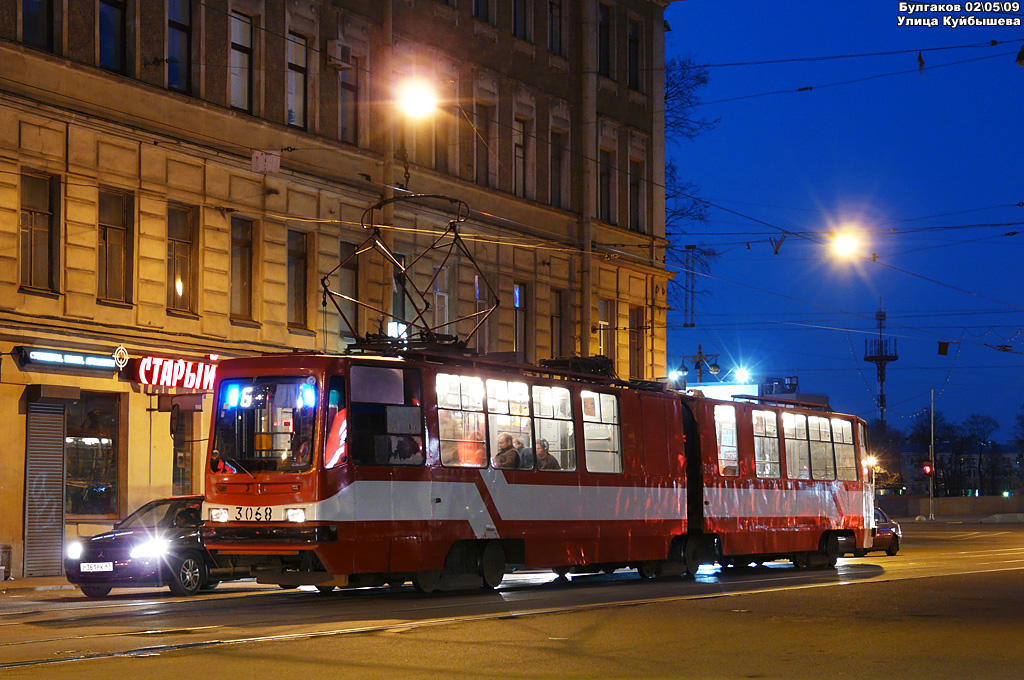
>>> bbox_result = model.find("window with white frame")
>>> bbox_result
[715,404,739,476]
[753,410,781,479]
[833,418,858,481]
[487,378,532,469]
[809,415,836,480]
[582,390,621,473]
[437,373,487,468]
[783,412,811,480]
[532,384,575,470]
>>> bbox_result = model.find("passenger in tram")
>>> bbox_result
[455,429,487,467]
[492,432,521,469]
[515,436,535,469]
[535,439,560,470]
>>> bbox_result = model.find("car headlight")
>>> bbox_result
[285,508,306,523]
[130,539,169,559]
[66,542,83,560]
[210,508,230,523]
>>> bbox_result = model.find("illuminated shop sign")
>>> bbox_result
[132,356,217,391]
[15,346,118,373]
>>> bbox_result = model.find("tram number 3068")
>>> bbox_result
[233,506,274,522]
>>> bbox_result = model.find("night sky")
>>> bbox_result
[663,2,1024,440]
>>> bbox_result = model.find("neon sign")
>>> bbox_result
[133,356,217,390]
[15,346,118,373]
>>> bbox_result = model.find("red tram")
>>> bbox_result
[201,349,873,592]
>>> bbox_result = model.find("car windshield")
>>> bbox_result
[211,376,317,474]
[119,499,202,529]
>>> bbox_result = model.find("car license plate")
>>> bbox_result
[80,562,113,573]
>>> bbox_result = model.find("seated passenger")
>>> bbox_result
[492,432,520,469]
[535,438,561,470]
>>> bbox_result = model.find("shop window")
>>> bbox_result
[753,409,780,479]
[349,366,424,466]
[582,390,621,473]
[437,373,487,468]
[715,404,738,477]
[532,385,575,471]
[809,415,836,480]
[783,412,811,480]
[833,419,858,481]
[66,392,120,517]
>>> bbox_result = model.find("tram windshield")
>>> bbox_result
[211,376,317,474]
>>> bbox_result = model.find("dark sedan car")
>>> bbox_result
[65,495,222,598]
[850,508,902,557]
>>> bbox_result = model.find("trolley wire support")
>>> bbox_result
[320,194,501,353]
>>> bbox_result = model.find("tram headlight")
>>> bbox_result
[286,508,306,523]
[66,542,83,560]
[210,508,230,523]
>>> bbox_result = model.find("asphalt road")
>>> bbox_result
[2,521,1023,679]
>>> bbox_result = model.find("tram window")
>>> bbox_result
[212,377,316,473]
[582,390,621,474]
[783,412,811,480]
[857,421,869,477]
[714,405,738,477]
[324,375,347,469]
[752,410,780,479]
[349,366,424,466]
[532,385,575,471]
[808,415,836,480]
[437,373,487,468]
[487,379,533,469]
[833,419,857,481]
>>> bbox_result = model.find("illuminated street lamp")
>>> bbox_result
[393,78,437,190]
[864,455,877,490]
[679,345,721,384]
[832,232,858,257]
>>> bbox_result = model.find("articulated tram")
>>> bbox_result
[201,349,873,592]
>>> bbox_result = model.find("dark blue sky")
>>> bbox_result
[663,3,1024,439]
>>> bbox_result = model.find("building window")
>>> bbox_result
[474,273,491,354]
[627,19,641,91]
[513,119,527,198]
[550,289,564,358]
[474,0,491,24]
[434,104,450,173]
[22,0,54,51]
[167,0,191,92]
[598,4,612,79]
[167,204,197,312]
[550,130,567,209]
[628,159,644,232]
[229,11,253,112]
[287,230,308,327]
[598,149,614,224]
[66,392,121,517]
[597,297,614,360]
[513,282,527,357]
[753,410,781,479]
[581,390,621,473]
[99,0,127,73]
[628,304,644,379]
[475,103,494,188]
[433,266,449,332]
[19,172,58,291]
[389,254,407,338]
[286,33,307,129]
[98,189,133,303]
[548,0,563,56]
[338,242,358,339]
[715,404,738,477]
[512,0,530,41]
[340,56,359,145]
[230,216,253,319]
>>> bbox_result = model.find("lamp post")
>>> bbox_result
[864,455,877,492]
[679,344,721,384]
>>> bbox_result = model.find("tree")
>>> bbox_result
[906,410,966,496]
[663,57,718,326]
[963,414,999,495]
[865,419,905,491]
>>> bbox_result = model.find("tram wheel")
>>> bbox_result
[480,542,506,589]
[412,570,442,594]
[684,538,702,576]
[823,533,841,568]
[791,554,808,569]
[637,561,662,579]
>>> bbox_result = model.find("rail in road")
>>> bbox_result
[2,522,1023,670]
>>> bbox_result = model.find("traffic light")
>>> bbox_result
[922,460,934,477]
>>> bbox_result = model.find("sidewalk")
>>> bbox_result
[0,575,78,594]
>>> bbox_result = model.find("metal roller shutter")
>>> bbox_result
[24,402,66,577]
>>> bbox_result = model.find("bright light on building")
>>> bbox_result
[397,80,436,119]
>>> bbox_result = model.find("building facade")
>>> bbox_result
[0,0,672,578]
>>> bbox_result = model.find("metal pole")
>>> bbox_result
[929,388,935,520]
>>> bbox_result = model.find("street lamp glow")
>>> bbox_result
[833,233,858,257]
[735,368,750,383]
[397,80,436,119]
